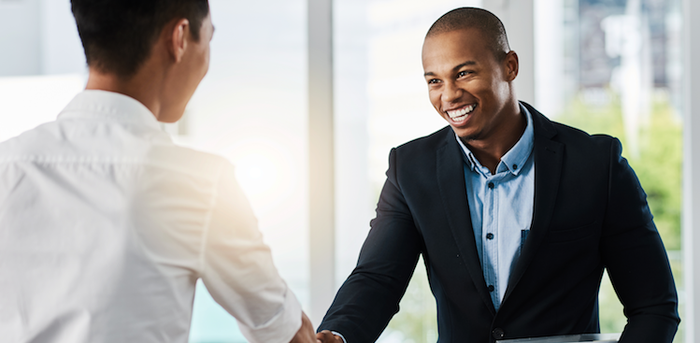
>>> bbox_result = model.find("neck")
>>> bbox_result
[85,62,167,120]
[462,102,525,174]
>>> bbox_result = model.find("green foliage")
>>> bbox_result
[634,104,683,251]
[385,257,438,343]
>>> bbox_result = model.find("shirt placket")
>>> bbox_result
[483,175,499,309]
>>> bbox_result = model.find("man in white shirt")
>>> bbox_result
[0,1,317,342]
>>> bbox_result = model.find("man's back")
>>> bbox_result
[0,90,301,343]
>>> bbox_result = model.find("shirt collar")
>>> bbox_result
[456,103,535,176]
[57,90,162,131]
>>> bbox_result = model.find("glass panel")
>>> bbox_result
[534,0,684,341]
[335,0,684,341]
[0,74,86,142]
[182,1,308,342]
[0,0,85,138]
[334,1,480,342]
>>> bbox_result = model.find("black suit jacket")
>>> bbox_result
[318,103,679,342]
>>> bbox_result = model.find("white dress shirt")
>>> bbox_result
[0,90,301,343]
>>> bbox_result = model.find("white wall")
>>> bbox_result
[483,0,536,105]
[40,0,85,75]
[534,0,565,117]
[0,0,84,77]
[0,0,42,76]
[683,0,700,341]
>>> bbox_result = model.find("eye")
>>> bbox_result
[457,70,472,78]
[427,78,441,85]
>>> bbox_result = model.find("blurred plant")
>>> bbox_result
[383,257,437,343]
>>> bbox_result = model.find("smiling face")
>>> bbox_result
[422,28,519,143]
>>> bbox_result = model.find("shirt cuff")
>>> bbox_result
[238,287,303,343]
[331,331,347,343]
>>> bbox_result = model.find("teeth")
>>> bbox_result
[447,104,476,119]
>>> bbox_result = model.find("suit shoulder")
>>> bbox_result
[549,120,618,151]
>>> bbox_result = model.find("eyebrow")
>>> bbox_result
[423,60,477,77]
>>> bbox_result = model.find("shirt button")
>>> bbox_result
[488,285,495,292]
[488,182,494,189]
[513,164,518,170]
[492,328,505,340]
[486,233,494,240]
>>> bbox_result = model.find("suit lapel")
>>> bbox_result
[436,132,496,315]
[502,103,564,304]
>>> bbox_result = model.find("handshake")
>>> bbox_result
[289,313,344,343]
[315,330,345,343]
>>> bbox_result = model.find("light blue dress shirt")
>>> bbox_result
[455,104,535,310]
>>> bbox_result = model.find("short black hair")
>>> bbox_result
[426,7,510,61]
[71,0,210,77]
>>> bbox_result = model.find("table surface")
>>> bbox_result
[497,333,621,343]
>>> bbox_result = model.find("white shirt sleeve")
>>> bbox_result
[198,162,302,343]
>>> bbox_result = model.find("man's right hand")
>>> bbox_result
[316,330,344,343]
[289,312,320,343]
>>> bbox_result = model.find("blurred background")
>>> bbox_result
[0,0,688,342]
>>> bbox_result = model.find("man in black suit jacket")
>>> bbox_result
[316,7,679,343]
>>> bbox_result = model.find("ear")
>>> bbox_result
[503,51,519,81]
[169,18,191,63]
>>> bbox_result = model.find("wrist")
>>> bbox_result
[330,331,346,343]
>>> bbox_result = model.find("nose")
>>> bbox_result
[441,80,462,103]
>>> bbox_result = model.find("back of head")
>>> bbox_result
[71,0,210,78]
[426,7,510,61]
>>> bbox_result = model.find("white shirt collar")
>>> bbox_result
[58,89,162,131]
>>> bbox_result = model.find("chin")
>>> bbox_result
[453,128,479,142]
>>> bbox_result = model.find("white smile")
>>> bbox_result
[446,104,476,121]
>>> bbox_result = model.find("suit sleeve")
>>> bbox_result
[600,138,680,342]
[317,148,424,343]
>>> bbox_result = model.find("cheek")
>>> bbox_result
[428,90,441,108]
[466,80,493,97]
[487,77,509,100]
[203,50,210,73]
[198,48,210,76]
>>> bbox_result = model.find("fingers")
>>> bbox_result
[290,312,318,343]
[316,330,343,343]
[300,312,318,343]
[316,330,333,343]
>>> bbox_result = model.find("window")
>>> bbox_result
[1,0,689,342]
[334,1,481,341]
[184,1,308,342]
[534,0,684,339]
[334,0,686,341]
